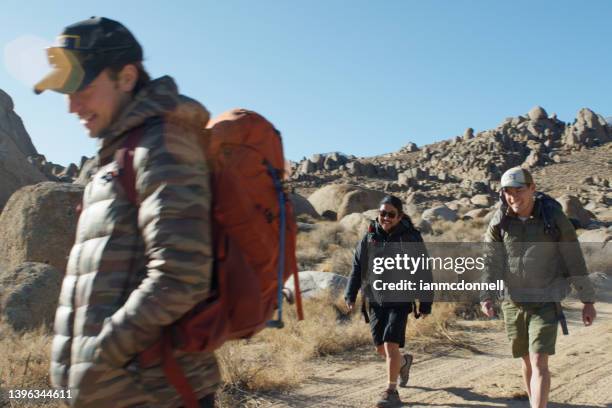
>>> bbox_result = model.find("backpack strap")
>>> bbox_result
[115,125,146,206]
[265,161,304,327]
[494,190,511,239]
[366,219,377,243]
[400,216,425,318]
[534,192,562,240]
[498,213,510,239]
[116,124,202,407]
[361,220,377,321]
[160,332,200,408]
[360,298,370,324]
[412,302,421,319]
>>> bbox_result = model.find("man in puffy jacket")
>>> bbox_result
[35,17,218,407]
[480,167,596,408]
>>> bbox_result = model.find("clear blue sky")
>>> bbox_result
[2,1,612,166]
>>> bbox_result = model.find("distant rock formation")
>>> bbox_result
[562,108,611,147]
[0,89,87,210]
[0,89,47,209]
[308,184,386,220]
[289,106,612,213]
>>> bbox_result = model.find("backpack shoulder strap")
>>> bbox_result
[535,192,562,240]
[366,220,377,243]
[115,125,146,206]
[489,206,509,241]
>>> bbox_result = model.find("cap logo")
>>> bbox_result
[57,35,81,50]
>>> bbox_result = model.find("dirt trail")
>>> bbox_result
[259,301,612,408]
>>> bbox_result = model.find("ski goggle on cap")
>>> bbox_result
[34,17,142,95]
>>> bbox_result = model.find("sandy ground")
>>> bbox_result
[256,301,612,408]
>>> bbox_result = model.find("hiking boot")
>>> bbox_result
[376,388,402,408]
[398,353,413,387]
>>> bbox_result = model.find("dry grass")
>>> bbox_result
[0,217,489,407]
[296,221,360,275]
[405,302,473,352]
[218,292,371,384]
[0,323,59,407]
[217,292,371,405]
[316,248,354,275]
[426,219,489,242]
[217,295,471,406]
[0,300,478,408]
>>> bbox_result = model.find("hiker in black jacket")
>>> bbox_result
[345,195,433,408]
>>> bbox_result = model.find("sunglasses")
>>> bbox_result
[379,210,397,219]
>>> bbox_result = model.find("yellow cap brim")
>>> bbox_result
[34,47,85,94]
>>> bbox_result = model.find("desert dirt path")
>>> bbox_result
[258,301,612,408]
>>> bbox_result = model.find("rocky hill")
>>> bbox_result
[1,86,610,221]
[0,89,47,209]
[289,106,612,219]
[0,89,87,210]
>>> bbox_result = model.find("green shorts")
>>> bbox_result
[501,301,558,358]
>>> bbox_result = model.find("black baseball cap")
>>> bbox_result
[34,17,143,94]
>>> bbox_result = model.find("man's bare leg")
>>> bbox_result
[529,353,550,408]
[521,355,532,401]
[384,342,402,388]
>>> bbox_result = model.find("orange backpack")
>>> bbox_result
[117,109,304,407]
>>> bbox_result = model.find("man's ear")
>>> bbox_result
[117,64,138,93]
[528,183,536,193]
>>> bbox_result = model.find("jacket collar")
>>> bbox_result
[95,76,209,165]
[374,217,410,237]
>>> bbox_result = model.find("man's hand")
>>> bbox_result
[345,300,354,313]
[480,299,496,318]
[582,303,596,326]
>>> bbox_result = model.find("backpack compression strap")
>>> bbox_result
[265,161,304,327]
[266,162,287,329]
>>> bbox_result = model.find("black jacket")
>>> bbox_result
[344,216,433,314]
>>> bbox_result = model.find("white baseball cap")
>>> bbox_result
[500,167,534,188]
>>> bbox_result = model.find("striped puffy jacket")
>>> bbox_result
[51,76,219,407]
